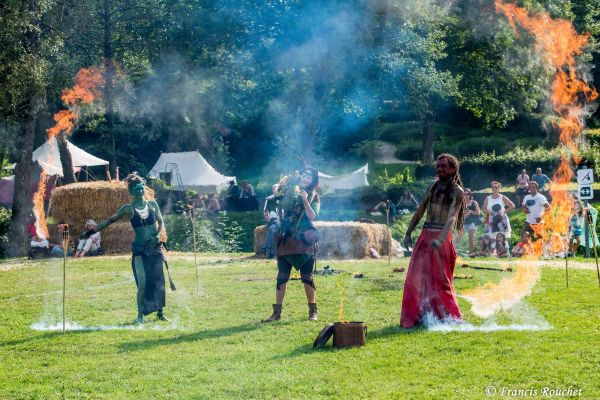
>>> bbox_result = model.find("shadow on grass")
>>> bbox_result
[270,324,422,360]
[117,320,292,352]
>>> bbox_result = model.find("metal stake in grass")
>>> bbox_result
[62,224,69,333]
[586,212,600,288]
[564,234,569,288]
[386,200,391,266]
[189,207,199,293]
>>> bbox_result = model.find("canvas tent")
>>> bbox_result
[148,151,235,193]
[32,137,109,177]
[318,164,369,195]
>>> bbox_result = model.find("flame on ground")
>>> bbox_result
[463,2,597,318]
[33,67,103,238]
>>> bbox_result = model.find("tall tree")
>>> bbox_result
[0,0,53,256]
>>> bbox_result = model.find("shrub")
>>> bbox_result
[0,207,10,257]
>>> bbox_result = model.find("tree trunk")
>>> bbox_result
[8,0,41,257]
[57,131,76,183]
[8,98,38,257]
[103,0,117,177]
[421,115,436,163]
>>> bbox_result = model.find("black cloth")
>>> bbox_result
[131,243,166,315]
[130,206,156,228]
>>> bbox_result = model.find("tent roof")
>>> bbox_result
[318,163,369,195]
[32,137,108,176]
[148,151,235,191]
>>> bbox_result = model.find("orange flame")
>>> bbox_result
[32,170,49,240]
[34,67,104,238]
[464,2,597,317]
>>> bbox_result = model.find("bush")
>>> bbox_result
[0,207,10,257]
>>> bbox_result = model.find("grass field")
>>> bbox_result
[1,254,600,399]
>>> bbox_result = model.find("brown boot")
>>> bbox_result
[308,303,318,321]
[262,304,282,322]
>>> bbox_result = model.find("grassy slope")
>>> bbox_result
[1,255,600,399]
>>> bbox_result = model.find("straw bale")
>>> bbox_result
[48,181,154,253]
[254,221,397,259]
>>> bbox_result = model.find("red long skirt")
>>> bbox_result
[400,229,462,328]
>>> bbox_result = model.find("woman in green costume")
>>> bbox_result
[82,173,169,323]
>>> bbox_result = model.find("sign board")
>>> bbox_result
[579,184,593,200]
[577,168,594,185]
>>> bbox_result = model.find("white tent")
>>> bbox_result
[148,151,235,193]
[32,137,108,176]
[318,164,369,195]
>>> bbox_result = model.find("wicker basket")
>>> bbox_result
[333,322,367,348]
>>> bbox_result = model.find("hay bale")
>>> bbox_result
[254,222,396,259]
[48,181,154,252]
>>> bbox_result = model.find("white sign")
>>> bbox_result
[579,184,593,200]
[577,168,594,185]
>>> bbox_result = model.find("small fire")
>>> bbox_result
[33,67,104,238]
[463,2,597,318]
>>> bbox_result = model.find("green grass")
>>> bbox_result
[1,255,600,399]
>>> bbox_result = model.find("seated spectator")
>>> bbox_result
[75,220,102,257]
[568,200,585,255]
[512,232,533,257]
[477,236,493,257]
[26,213,36,239]
[370,196,396,224]
[515,169,530,207]
[29,234,49,259]
[226,180,240,211]
[396,188,418,211]
[49,222,74,257]
[492,232,509,258]
[206,193,221,213]
[543,233,566,259]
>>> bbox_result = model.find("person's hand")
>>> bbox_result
[299,190,308,202]
[430,238,442,249]
[403,234,413,249]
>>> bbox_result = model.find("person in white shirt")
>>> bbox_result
[521,181,550,239]
[75,220,102,257]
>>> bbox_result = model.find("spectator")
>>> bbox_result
[206,193,221,213]
[453,188,480,257]
[521,181,550,239]
[477,235,493,257]
[29,234,49,259]
[370,195,396,224]
[492,232,509,258]
[240,180,259,211]
[543,233,566,259]
[482,181,515,240]
[396,188,419,211]
[531,168,552,193]
[49,223,74,257]
[75,219,102,257]
[226,180,240,211]
[512,231,533,257]
[568,200,585,255]
[515,169,530,207]
[26,213,36,239]
[264,184,281,218]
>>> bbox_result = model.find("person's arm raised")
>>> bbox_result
[81,205,129,238]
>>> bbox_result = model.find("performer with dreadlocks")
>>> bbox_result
[81,173,171,324]
[400,154,465,328]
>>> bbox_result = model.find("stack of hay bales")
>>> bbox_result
[254,221,397,259]
[49,181,155,254]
